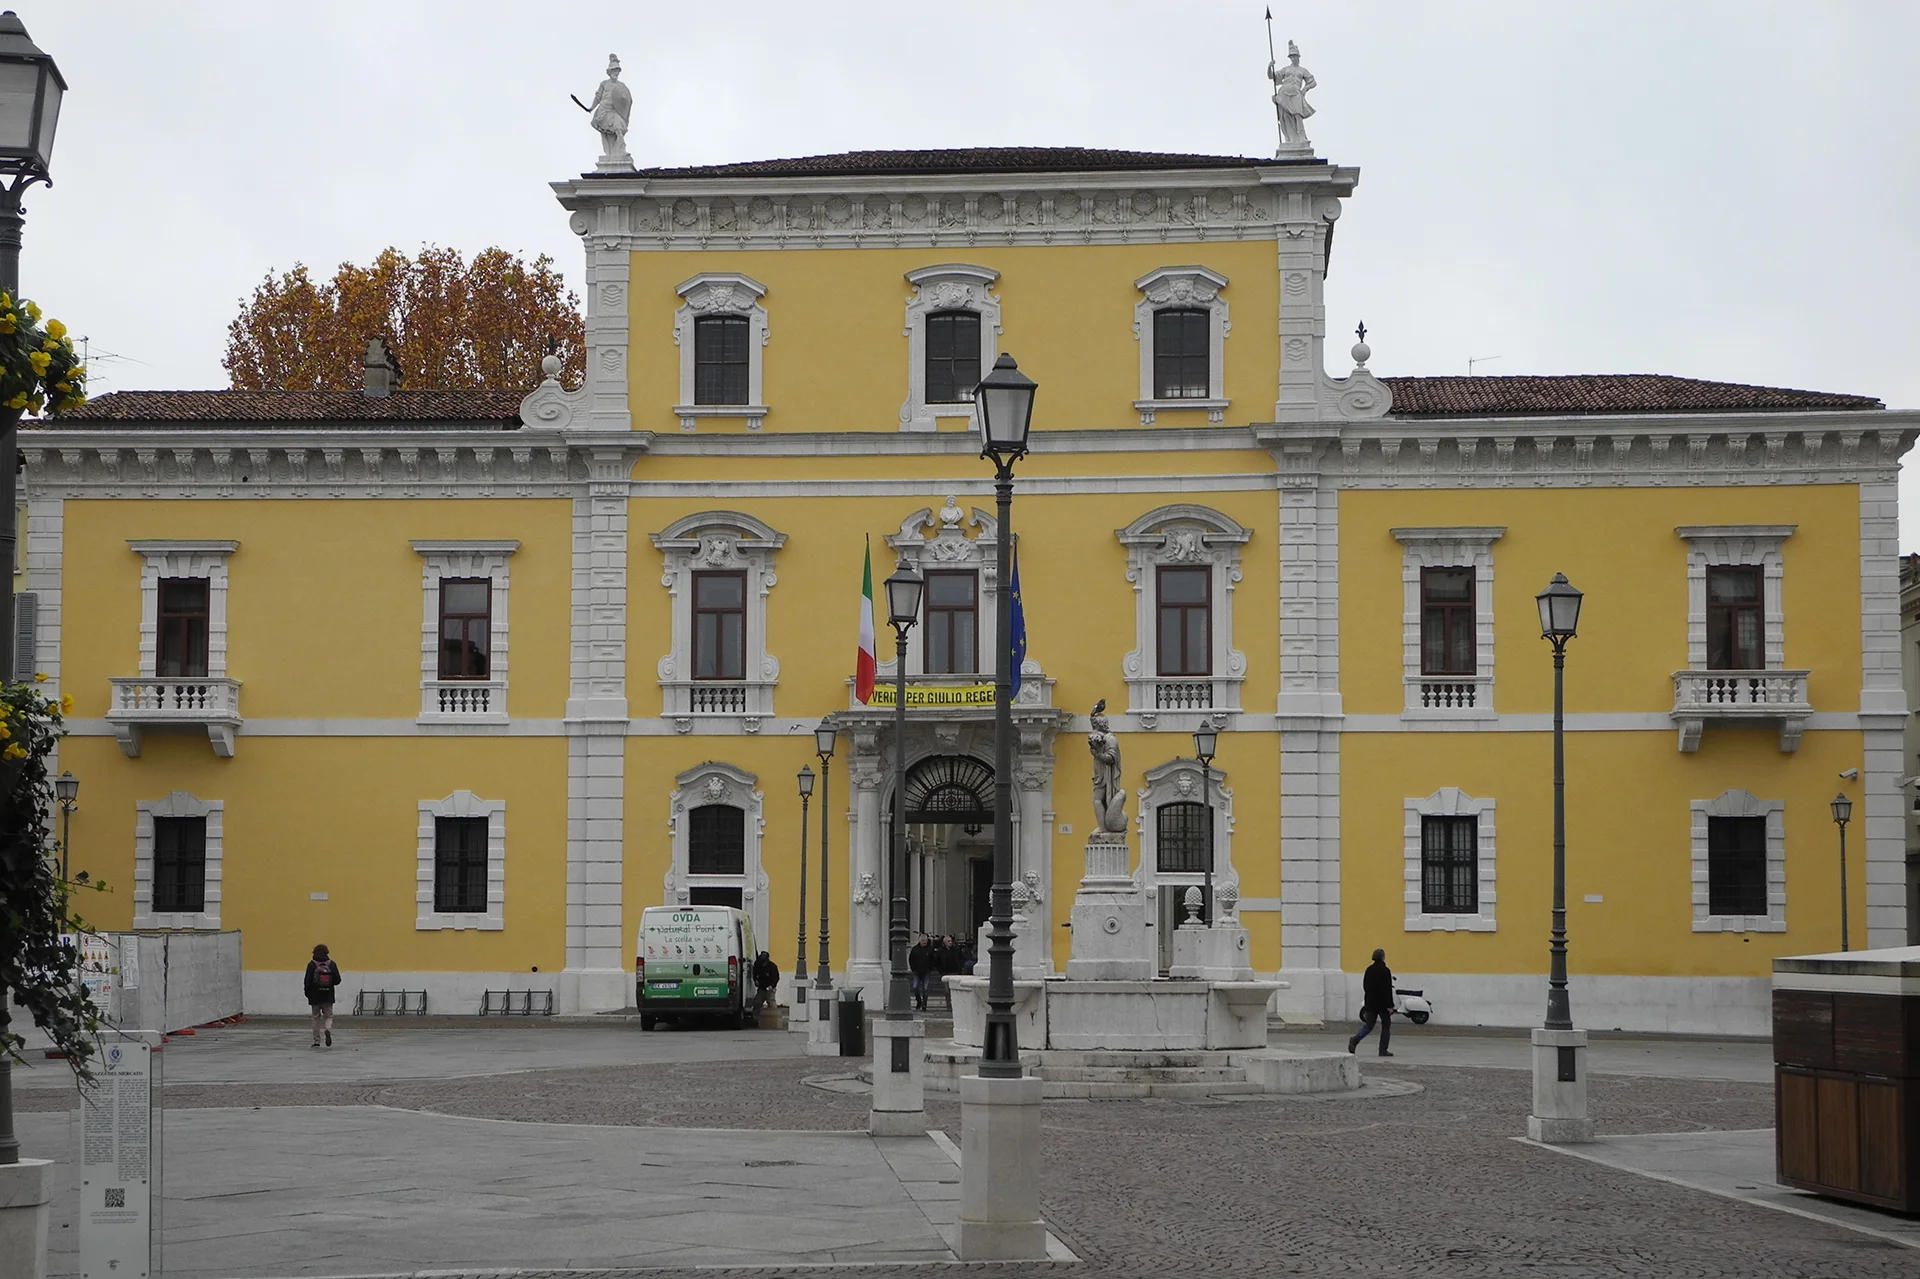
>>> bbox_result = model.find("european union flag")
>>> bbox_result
[1009,546,1027,696]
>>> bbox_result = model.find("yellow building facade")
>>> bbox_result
[32,143,1917,1033]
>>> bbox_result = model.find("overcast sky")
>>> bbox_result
[17,2,1920,544]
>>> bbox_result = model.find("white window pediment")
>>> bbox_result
[412,540,519,725]
[673,272,770,432]
[1133,265,1230,425]
[665,762,769,944]
[651,511,786,731]
[900,264,1000,433]
[1689,789,1786,933]
[417,790,507,931]
[133,790,223,931]
[1391,527,1505,720]
[1403,787,1497,933]
[1118,505,1250,728]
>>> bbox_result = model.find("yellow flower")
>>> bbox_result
[69,364,84,379]
[60,693,72,714]
[45,318,64,340]
[0,317,14,335]
[0,724,11,739]
[4,744,25,761]
[27,351,50,375]
[24,301,40,320]
[5,393,26,410]
[33,673,47,683]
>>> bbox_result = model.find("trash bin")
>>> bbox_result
[838,987,866,1057]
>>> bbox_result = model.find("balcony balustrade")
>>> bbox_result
[107,676,243,757]
[1671,668,1811,753]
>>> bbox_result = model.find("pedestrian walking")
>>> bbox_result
[305,943,342,1048]
[908,934,933,1010]
[749,950,779,1017]
[1348,947,1395,1057]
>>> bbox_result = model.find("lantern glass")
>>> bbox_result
[814,724,837,758]
[53,769,77,805]
[1831,792,1852,825]
[1191,728,1218,762]
[884,563,924,628]
[1535,573,1583,640]
[797,765,815,798]
[0,14,63,174]
[974,353,1037,459]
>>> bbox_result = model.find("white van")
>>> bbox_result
[635,905,756,1030]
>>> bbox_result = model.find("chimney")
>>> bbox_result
[362,337,401,398]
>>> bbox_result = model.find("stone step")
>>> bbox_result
[1035,1049,1237,1070]
[1039,1064,1247,1084]
[1038,1078,1267,1100]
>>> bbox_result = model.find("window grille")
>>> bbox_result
[1156,801,1211,873]
[1707,814,1768,916]
[1420,815,1477,914]
[434,815,489,913]
[694,314,750,405]
[153,815,208,913]
[1152,308,1210,399]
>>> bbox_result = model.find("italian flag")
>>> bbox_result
[854,539,877,703]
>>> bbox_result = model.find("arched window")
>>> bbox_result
[1152,308,1210,399]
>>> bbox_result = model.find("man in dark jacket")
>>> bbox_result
[749,951,779,1015]
[304,944,342,1049]
[908,935,933,1010]
[1348,947,1395,1057]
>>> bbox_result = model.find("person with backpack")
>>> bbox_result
[304,943,342,1048]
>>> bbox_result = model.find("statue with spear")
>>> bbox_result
[1264,12,1316,156]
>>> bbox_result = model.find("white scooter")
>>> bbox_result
[1394,986,1432,1025]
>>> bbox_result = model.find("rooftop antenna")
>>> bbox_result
[1468,354,1501,375]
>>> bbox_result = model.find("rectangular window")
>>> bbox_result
[689,885,744,909]
[437,578,491,680]
[1420,815,1477,914]
[693,314,750,406]
[434,816,489,913]
[1156,802,1211,873]
[924,311,982,404]
[1706,566,1763,670]
[689,805,746,875]
[153,816,207,913]
[1420,567,1476,676]
[1707,814,1768,916]
[1152,309,1211,399]
[157,577,210,678]
[923,570,978,675]
[1156,566,1211,677]
[691,571,746,681]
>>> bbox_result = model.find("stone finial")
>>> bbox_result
[362,337,400,399]
[540,352,562,382]
[1217,881,1240,922]
[1182,885,1204,925]
[1351,319,1371,369]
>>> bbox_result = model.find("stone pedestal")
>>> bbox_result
[0,1158,53,1279]
[806,981,840,1056]
[869,1016,927,1136]
[1527,1027,1594,1143]
[1065,836,1154,981]
[955,1074,1049,1261]
[976,912,1048,982]
[785,978,810,1032]
[1168,924,1254,981]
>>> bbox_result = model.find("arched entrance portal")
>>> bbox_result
[891,754,995,950]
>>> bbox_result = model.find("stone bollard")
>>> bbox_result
[0,1158,54,1279]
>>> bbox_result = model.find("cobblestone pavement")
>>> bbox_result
[22,1052,1912,1278]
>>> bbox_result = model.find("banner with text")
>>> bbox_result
[866,683,996,709]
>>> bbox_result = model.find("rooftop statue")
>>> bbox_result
[1268,40,1316,155]
[585,55,633,171]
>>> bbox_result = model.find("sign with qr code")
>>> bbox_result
[79,1032,155,1278]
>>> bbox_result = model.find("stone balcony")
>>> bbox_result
[1671,668,1811,753]
[419,679,507,724]
[107,676,243,758]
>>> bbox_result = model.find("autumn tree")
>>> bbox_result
[223,245,585,392]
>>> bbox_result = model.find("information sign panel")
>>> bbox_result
[78,1034,155,1279]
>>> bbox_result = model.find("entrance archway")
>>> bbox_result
[890,754,995,949]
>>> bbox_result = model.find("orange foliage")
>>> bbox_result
[223,246,585,391]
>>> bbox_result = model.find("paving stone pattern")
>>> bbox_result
[20,1056,1911,1277]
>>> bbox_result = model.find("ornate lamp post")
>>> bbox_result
[53,769,76,884]
[1831,792,1852,952]
[1192,728,1217,924]
[795,765,814,992]
[974,352,1036,1077]
[1527,572,1592,1145]
[954,353,1045,1261]
[883,561,924,1021]
[0,9,61,1177]
[813,723,836,1009]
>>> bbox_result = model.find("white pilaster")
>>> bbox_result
[562,447,632,1012]
[846,729,886,995]
[1858,476,1908,947]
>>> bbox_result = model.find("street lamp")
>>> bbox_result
[0,8,61,1174]
[813,724,837,1020]
[1192,728,1217,924]
[1535,572,1582,1031]
[1831,791,1852,952]
[884,561,924,1024]
[795,765,814,989]
[974,352,1036,1078]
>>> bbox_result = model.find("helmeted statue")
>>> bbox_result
[1268,40,1316,154]
[1088,699,1127,836]
[589,55,633,170]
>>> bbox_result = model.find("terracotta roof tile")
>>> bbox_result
[52,389,526,427]
[617,147,1294,180]
[1382,375,1882,417]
